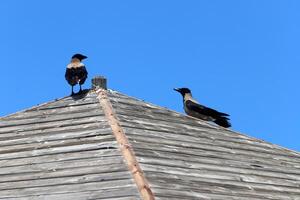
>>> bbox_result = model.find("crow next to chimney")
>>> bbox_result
[174,88,231,128]
[65,54,88,95]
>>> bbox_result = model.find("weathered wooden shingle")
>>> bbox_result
[1,89,300,200]
[108,90,300,200]
[0,92,140,200]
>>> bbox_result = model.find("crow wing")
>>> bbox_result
[77,66,88,85]
[65,68,77,86]
[65,66,88,86]
[185,100,229,119]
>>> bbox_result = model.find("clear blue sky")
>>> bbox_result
[0,1,299,151]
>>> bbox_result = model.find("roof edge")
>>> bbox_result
[0,95,72,120]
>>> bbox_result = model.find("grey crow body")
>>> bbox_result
[65,54,88,95]
[174,88,231,128]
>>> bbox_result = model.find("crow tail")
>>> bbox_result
[214,117,231,128]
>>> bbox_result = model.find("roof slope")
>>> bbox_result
[0,92,140,200]
[107,90,300,200]
[0,89,300,200]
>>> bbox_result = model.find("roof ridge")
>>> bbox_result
[96,88,155,200]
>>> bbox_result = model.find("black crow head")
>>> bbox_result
[72,54,88,61]
[174,88,192,96]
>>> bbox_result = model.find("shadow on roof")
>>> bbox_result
[71,89,90,101]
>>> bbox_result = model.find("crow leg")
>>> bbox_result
[71,86,75,96]
[79,84,82,93]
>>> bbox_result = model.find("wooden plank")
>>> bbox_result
[120,122,272,151]
[114,107,297,154]
[0,179,137,198]
[0,93,99,120]
[131,141,299,170]
[0,116,107,134]
[0,171,132,190]
[34,101,99,111]
[0,162,128,183]
[145,167,300,192]
[0,141,118,160]
[0,135,116,155]
[0,110,106,129]
[140,164,300,193]
[117,120,300,165]
[0,149,120,168]
[151,187,284,200]
[131,143,300,180]
[133,148,300,180]
[30,96,99,111]
[150,183,295,200]
[124,132,300,166]
[124,129,300,161]
[0,122,108,140]
[0,155,124,177]
[0,188,140,200]
[116,114,257,142]
[0,128,113,147]
[1,103,102,122]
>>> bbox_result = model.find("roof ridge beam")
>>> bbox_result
[96,89,155,200]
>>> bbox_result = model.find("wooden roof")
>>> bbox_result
[0,92,140,200]
[0,89,299,200]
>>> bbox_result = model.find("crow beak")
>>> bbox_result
[174,88,180,92]
[82,55,88,60]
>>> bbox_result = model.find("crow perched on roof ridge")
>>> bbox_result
[65,54,88,95]
[174,88,231,128]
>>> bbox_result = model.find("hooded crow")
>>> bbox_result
[174,88,231,128]
[65,54,88,95]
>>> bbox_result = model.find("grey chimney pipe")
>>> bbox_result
[92,76,107,90]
